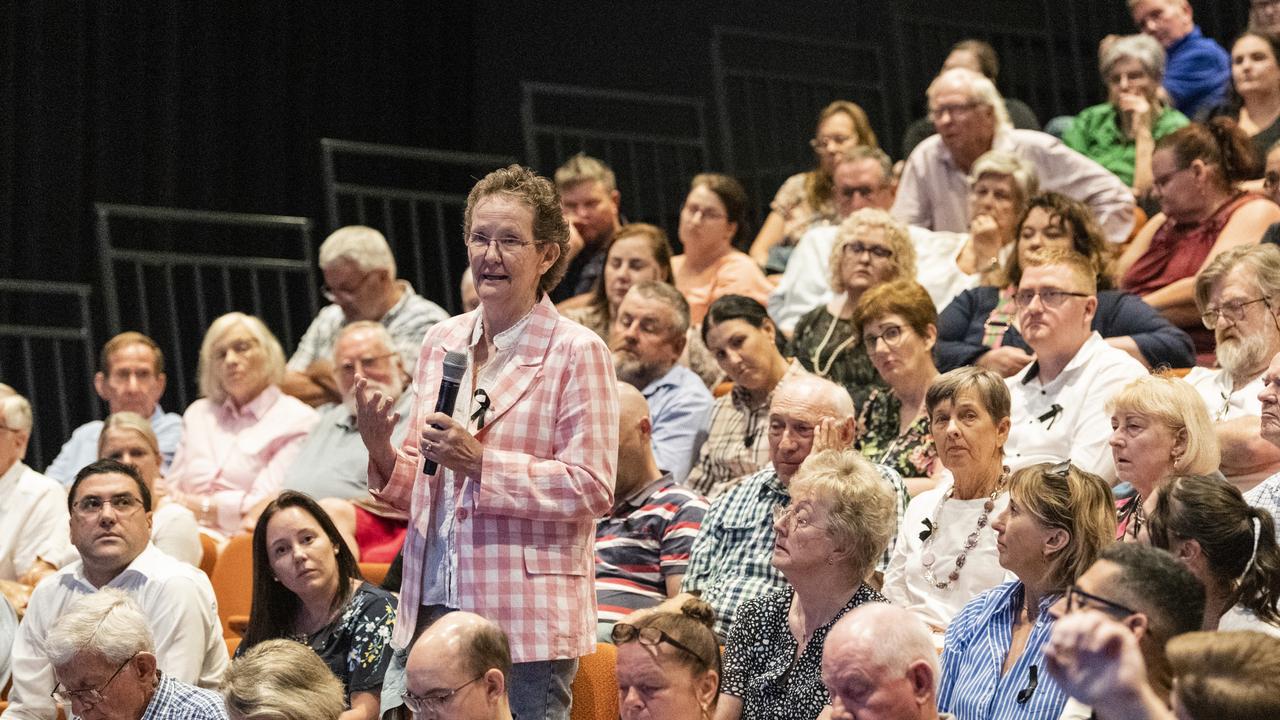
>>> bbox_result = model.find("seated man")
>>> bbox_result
[45,332,181,485]
[596,383,708,639]
[552,153,623,302]
[1245,350,1280,516]
[1129,0,1229,117]
[1187,245,1280,488]
[1005,251,1147,482]
[46,590,227,720]
[405,611,515,720]
[612,281,713,483]
[4,460,226,720]
[682,374,906,638]
[282,225,447,406]
[822,603,948,720]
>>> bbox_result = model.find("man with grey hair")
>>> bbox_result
[892,68,1133,244]
[44,589,227,720]
[282,224,447,406]
[552,153,623,302]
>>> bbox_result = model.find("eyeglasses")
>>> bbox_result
[1013,288,1090,308]
[863,324,906,351]
[611,623,709,667]
[322,269,377,303]
[842,241,894,259]
[809,134,854,150]
[1065,584,1138,619]
[1200,297,1270,329]
[72,494,145,518]
[835,185,881,200]
[772,504,829,532]
[337,352,397,377]
[681,204,726,222]
[1046,460,1074,481]
[928,102,979,121]
[465,233,540,255]
[51,653,138,707]
[402,675,484,716]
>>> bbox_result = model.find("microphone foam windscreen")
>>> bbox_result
[442,350,468,382]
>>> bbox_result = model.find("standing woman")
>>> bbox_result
[562,222,674,343]
[356,164,618,720]
[1200,31,1280,171]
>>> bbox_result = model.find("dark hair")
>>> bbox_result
[688,173,752,249]
[1223,32,1280,116]
[460,619,514,679]
[952,39,1000,80]
[1156,118,1263,187]
[240,491,364,650]
[69,459,152,513]
[629,597,721,691]
[1148,475,1280,625]
[585,223,675,320]
[700,294,786,356]
[463,164,571,294]
[1098,542,1206,642]
[1007,192,1113,289]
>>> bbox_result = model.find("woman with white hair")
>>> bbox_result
[167,312,318,537]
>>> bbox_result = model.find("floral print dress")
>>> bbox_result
[290,582,398,703]
[855,387,938,479]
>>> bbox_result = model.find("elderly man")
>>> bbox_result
[552,153,623,302]
[3,460,226,720]
[596,383,707,639]
[283,225,447,406]
[45,332,181,485]
[1004,251,1147,483]
[613,281,713,483]
[822,604,952,720]
[1244,351,1280,516]
[46,590,227,720]
[405,611,515,720]
[1186,244,1280,488]
[1129,0,1229,117]
[892,68,1133,244]
[681,374,906,637]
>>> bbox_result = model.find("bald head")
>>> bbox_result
[616,381,662,499]
[407,612,512,720]
[768,375,856,483]
[823,605,940,720]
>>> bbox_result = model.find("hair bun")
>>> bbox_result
[679,597,717,630]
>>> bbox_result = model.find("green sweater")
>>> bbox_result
[1063,103,1189,186]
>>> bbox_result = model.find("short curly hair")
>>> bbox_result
[829,208,916,294]
[463,164,571,295]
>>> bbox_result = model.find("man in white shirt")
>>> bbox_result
[1185,244,1280,489]
[3,459,226,720]
[1005,251,1147,482]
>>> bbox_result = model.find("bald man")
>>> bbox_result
[405,611,514,720]
[822,604,951,720]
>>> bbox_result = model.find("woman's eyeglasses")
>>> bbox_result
[611,623,709,667]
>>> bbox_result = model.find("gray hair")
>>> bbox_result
[1194,244,1280,313]
[197,312,287,405]
[318,225,397,276]
[789,449,896,577]
[835,145,894,185]
[969,150,1040,206]
[332,320,397,361]
[624,280,691,340]
[46,589,155,667]
[926,366,1012,422]
[222,639,345,720]
[1100,34,1167,85]
[928,68,1012,135]
[774,374,856,418]
[0,393,33,434]
[837,604,940,688]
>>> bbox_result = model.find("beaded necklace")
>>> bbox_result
[920,468,1008,590]
[809,301,858,378]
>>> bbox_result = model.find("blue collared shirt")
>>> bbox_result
[44,405,183,486]
[1164,25,1230,117]
[641,364,713,484]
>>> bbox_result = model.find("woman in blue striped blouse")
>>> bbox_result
[938,461,1116,720]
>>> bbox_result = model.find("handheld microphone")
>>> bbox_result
[423,350,468,476]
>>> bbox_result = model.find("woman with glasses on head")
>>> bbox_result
[715,449,895,720]
[613,597,722,720]
[939,461,1116,720]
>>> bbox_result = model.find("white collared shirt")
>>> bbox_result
[1184,366,1265,422]
[0,462,69,582]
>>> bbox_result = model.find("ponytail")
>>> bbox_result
[1233,506,1280,625]
[1157,119,1262,188]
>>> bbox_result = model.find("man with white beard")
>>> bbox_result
[1186,244,1280,489]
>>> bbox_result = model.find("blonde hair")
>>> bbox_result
[1008,462,1116,591]
[1105,374,1220,476]
[829,208,916,294]
[97,411,161,460]
[197,313,286,405]
[554,153,617,193]
[221,639,345,720]
[0,393,32,434]
[99,331,165,376]
[969,150,1039,207]
[1168,631,1280,719]
[789,449,896,578]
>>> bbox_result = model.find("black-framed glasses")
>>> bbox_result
[402,675,484,716]
[835,184,880,200]
[841,241,894,260]
[1013,288,1091,308]
[1065,584,1137,619]
[863,324,905,351]
[1200,297,1270,329]
[71,494,145,518]
[51,653,138,706]
[465,233,540,255]
[611,623,709,667]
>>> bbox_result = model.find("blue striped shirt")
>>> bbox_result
[938,580,1066,720]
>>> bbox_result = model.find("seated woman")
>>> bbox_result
[717,449,895,720]
[883,367,1013,634]
[1064,34,1189,195]
[222,638,346,720]
[850,279,941,493]
[240,491,396,720]
[748,100,879,273]
[1116,119,1280,360]
[790,208,915,412]
[1107,374,1221,540]
[613,597,722,720]
[941,191,1196,375]
[562,222,674,343]
[1147,475,1280,636]
[939,461,1116,720]
[1199,31,1280,173]
[672,174,774,325]
[166,312,318,536]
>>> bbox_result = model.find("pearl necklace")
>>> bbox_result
[808,301,858,378]
[920,469,1008,590]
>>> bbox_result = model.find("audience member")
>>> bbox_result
[1256,0,1280,34]
[47,590,228,720]
[404,612,515,720]
[562,223,673,343]
[892,68,1133,244]
[0,595,15,690]
[1199,31,1280,171]
[939,192,1195,374]
[240,492,396,719]
[748,100,879,273]
[852,280,941,492]
[883,367,1013,633]
[166,312,318,536]
[682,375,906,638]
[596,383,708,637]
[938,461,1116,720]
[45,332,181,485]
[552,153,624,302]
[672,173,773,324]
[821,603,950,720]
[1004,251,1147,482]
[1064,34,1189,194]
[4,460,226,720]
[1128,0,1230,117]
[613,598,721,720]
[687,295,800,497]
[1246,350,1280,514]
[283,226,447,406]
[1264,139,1280,242]
[221,638,345,720]
[717,449,894,720]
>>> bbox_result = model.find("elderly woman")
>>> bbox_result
[1064,34,1189,194]
[673,173,774,325]
[355,164,618,720]
[715,449,895,720]
[562,222,674,342]
[1148,475,1280,636]
[883,367,1013,633]
[790,208,915,412]
[166,312,317,536]
[223,639,347,720]
[613,597,722,720]
[749,100,879,272]
[850,280,941,493]
[1200,31,1280,172]
[941,192,1196,374]
[939,462,1116,720]
[1107,374,1220,540]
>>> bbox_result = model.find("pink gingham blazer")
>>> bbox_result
[371,295,618,662]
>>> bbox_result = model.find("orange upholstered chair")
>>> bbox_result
[358,562,390,587]
[210,534,254,638]
[570,642,619,720]
[198,533,219,576]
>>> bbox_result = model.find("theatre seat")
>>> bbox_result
[210,534,254,638]
[198,533,219,577]
[358,562,389,586]
[570,643,619,720]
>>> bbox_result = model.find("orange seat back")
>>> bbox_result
[210,534,255,638]
[198,533,219,576]
[358,562,389,587]
[570,642,619,720]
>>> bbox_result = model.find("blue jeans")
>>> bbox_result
[508,657,579,720]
